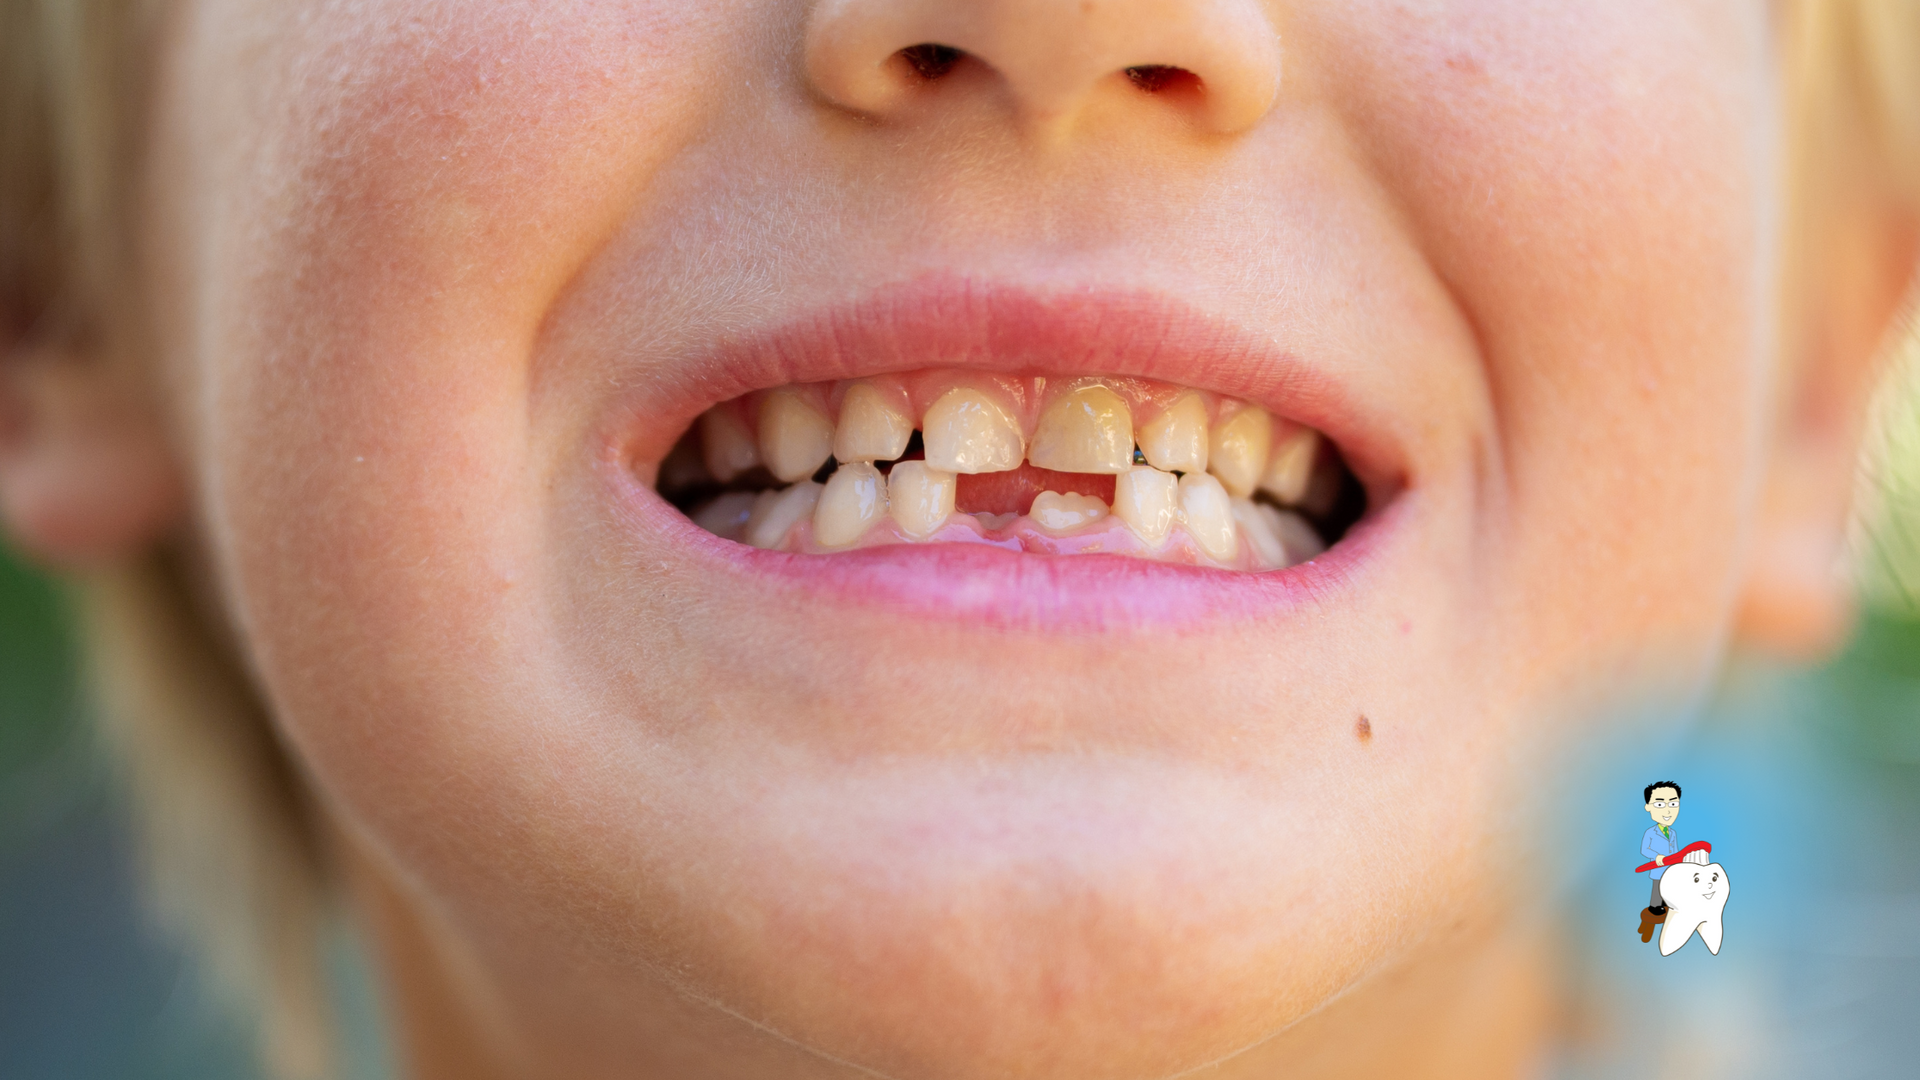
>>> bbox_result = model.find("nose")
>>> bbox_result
[803,0,1282,138]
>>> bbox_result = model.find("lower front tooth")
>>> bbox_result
[1112,466,1178,544]
[692,491,759,540]
[887,460,956,538]
[1233,500,1286,568]
[759,390,834,483]
[1234,500,1326,569]
[1179,472,1238,561]
[1270,506,1326,562]
[814,462,888,548]
[1029,490,1109,534]
[923,388,1024,474]
[744,481,822,549]
[1259,426,1320,505]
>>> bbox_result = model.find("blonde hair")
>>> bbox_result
[3,4,1919,1079]
[4,2,332,1076]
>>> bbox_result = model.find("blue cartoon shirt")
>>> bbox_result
[1642,824,1682,879]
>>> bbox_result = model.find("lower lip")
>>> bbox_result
[616,473,1406,634]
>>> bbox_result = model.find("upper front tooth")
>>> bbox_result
[1029,490,1110,533]
[758,390,834,483]
[833,382,913,463]
[1028,385,1134,474]
[923,388,1024,474]
[700,407,762,482]
[1179,472,1238,561]
[814,462,888,548]
[744,482,820,549]
[1138,393,1209,474]
[1112,466,1178,545]
[1259,425,1321,505]
[1207,404,1271,498]
[887,460,957,538]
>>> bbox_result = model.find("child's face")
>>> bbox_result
[116,0,1815,1073]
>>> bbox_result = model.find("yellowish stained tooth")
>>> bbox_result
[1259,426,1321,505]
[1138,393,1209,474]
[758,390,834,483]
[833,382,913,463]
[814,462,888,548]
[1207,405,1271,498]
[1179,472,1238,561]
[1029,491,1109,533]
[887,461,956,538]
[923,388,1025,473]
[744,481,821,549]
[691,491,759,541]
[1028,385,1134,474]
[700,408,761,482]
[1112,466,1178,545]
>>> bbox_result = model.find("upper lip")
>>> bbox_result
[612,272,1406,503]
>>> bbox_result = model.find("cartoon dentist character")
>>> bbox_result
[1638,781,1683,941]
[1634,780,1730,954]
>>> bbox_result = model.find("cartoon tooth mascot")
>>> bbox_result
[1635,780,1729,955]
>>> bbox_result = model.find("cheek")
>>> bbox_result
[1309,1,1775,691]
[166,0,751,801]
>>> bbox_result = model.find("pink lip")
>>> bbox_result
[597,274,1412,632]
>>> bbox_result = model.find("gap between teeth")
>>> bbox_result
[679,377,1341,570]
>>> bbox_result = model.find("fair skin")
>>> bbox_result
[1647,787,1679,865]
[2,2,1916,1078]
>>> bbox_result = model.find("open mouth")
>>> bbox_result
[653,372,1365,570]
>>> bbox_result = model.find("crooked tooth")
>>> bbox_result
[833,382,913,463]
[813,462,888,548]
[1112,466,1178,545]
[1208,405,1271,498]
[887,460,956,538]
[1138,393,1209,474]
[700,408,762,482]
[1029,490,1110,534]
[1028,385,1134,474]
[691,491,759,541]
[923,388,1024,474]
[744,482,821,549]
[758,390,834,483]
[1259,425,1321,505]
[1179,472,1238,561]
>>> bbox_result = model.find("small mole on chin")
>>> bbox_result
[1355,714,1372,742]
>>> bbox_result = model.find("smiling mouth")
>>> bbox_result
[655,372,1364,570]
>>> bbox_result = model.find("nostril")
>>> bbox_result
[1124,65,1201,95]
[898,43,964,81]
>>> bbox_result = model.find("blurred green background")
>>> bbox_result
[0,545,261,1079]
[4,346,1920,1077]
